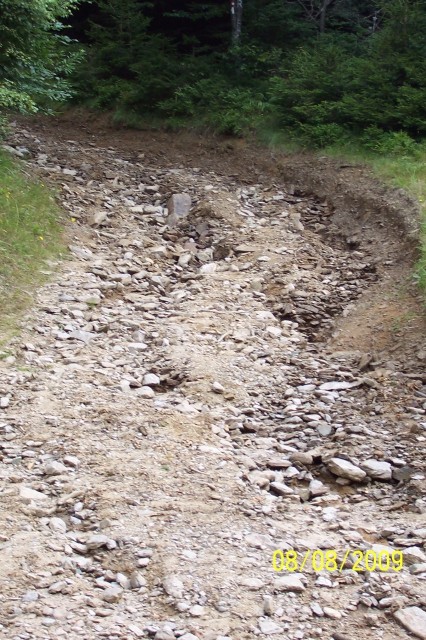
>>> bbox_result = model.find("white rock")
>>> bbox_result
[86,534,116,550]
[323,606,342,619]
[162,575,184,599]
[212,381,225,393]
[90,211,108,226]
[328,458,366,481]
[102,586,123,603]
[319,381,358,391]
[270,481,294,496]
[143,373,160,386]
[273,574,305,592]
[63,455,80,468]
[403,546,426,566]
[394,607,426,640]
[199,262,217,274]
[136,386,155,398]
[361,459,392,481]
[309,479,328,497]
[49,517,67,534]
[258,619,282,634]
[20,487,49,503]
[189,604,205,616]
[239,577,265,590]
[44,460,68,476]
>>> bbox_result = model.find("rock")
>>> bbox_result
[269,481,294,496]
[290,452,313,465]
[258,619,282,635]
[129,572,147,589]
[394,607,426,640]
[327,458,366,482]
[166,193,191,226]
[317,423,333,436]
[49,517,67,534]
[20,487,49,503]
[403,546,426,566]
[409,563,426,574]
[86,534,116,550]
[319,381,359,391]
[199,263,217,274]
[0,396,10,409]
[162,575,184,599]
[273,574,305,592]
[212,380,225,394]
[360,459,392,481]
[311,602,324,617]
[69,329,96,344]
[323,607,342,619]
[136,386,155,398]
[189,604,205,616]
[90,211,108,226]
[143,373,160,386]
[63,455,81,468]
[239,577,265,590]
[102,586,123,603]
[154,630,175,640]
[309,479,328,497]
[44,461,68,476]
[263,595,274,615]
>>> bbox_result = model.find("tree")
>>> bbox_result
[0,0,81,127]
[231,0,243,44]
[292,0,337,33]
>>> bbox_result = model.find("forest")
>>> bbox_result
[1,0,426,151]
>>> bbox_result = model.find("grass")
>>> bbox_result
[0,149,64,339]
[258,126,426,295]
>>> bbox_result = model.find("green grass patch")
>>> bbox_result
[0,149,65,339]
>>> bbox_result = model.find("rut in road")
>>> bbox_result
[0,122,425,640]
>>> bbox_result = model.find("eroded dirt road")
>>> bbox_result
[0,118,425,640]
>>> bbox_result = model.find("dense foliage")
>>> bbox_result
[1,0,425,147]
[66,0,426,147]
[0,0,81,133]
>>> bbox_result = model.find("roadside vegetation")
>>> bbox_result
[0,150,64,337]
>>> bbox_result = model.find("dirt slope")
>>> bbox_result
[0,116,425,640]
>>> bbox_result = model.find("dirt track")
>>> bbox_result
[0,116,425,640]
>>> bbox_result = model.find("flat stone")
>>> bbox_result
[361,459,392,481]
[239,577,265,590]
[273,574,305,592]
[258,619,282,635]
[270,481,294,496]
[328,458,366,482]
[319,381,359,391]
[403,546,426,566]
[394,607,426,640]
[20,487,49,503]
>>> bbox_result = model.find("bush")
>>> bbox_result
[160,78,269,136]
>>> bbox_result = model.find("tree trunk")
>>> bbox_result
[231,0,243,45]
[319,0,335,33]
